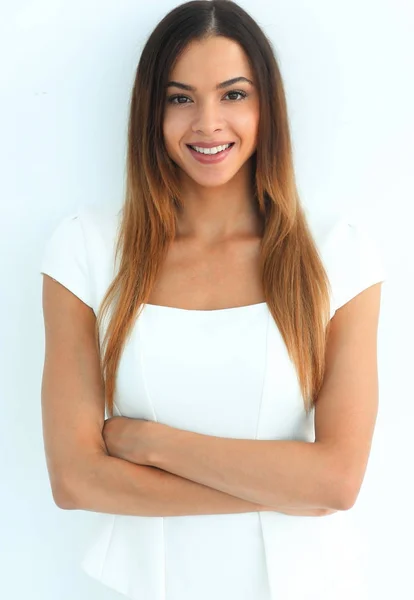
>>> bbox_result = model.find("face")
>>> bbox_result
[163,36,260,188]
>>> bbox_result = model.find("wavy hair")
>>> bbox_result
[95,0,332,419]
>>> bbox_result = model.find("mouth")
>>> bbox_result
[186,142,235,164]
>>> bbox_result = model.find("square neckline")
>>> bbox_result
[142,301,267,313]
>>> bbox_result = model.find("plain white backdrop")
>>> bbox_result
[1,0,412,598]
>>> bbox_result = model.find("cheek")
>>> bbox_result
[230,106,259,140]
[163,115,173,142]
[163,114,186,149]
[163,126,178,157]
[242,109,260,132]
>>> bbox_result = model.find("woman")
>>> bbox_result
[40,1,386,599]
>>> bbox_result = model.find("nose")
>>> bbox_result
[191,99,224,136]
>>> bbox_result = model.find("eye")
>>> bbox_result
[167,94,191,105]
[166,89,248,105]
[225,90,247,101]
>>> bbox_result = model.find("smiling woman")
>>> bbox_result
[40,1,386,600]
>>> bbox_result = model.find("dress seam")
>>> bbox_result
[254,307,270,440]
[255,308,273,599]
[137,312,167,600]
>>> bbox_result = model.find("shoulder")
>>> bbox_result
[304,206,386,316]
[44,202,121,244]
[40,203,123,311]
[49,202,122,264]
[305,206,347,247]
[77,202,122,243]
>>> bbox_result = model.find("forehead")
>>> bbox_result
[169,36,254,84]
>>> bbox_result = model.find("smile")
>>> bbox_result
[186,143,235,164]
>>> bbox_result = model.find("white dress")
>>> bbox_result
[40,203,386,600]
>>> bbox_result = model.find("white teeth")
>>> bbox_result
[190,143,232,155]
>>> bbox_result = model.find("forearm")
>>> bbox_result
[149,426,347,511]
[65,453,266,516]
[65,454,329,517]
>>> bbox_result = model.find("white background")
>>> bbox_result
[1,0,412,598]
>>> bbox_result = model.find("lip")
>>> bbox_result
[187,142,235,164]
[186,141,235,148]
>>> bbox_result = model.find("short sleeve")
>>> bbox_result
[40,212,94,309]
[328,217,386,313]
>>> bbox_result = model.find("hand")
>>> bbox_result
[102,416,154,466]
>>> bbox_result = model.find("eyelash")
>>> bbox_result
[167,90,248,105]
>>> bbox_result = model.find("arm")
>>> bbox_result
[99,418,333,517]
[139,285,383,513]
[42,276,327,517]
[147,426,343,511]
[69,454,329,516]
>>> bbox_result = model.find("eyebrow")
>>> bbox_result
[165,76,254,91]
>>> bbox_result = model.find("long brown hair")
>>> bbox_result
[95,0,332,419]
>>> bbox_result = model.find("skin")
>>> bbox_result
[163,35,263,245]
[103,417,337,516]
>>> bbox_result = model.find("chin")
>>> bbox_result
[188,170,239,187]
